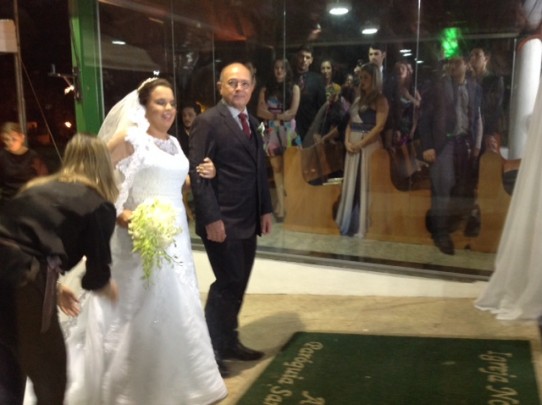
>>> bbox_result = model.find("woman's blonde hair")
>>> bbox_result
[24,134,119,203]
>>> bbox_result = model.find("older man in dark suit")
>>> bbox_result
[189,62,273,377]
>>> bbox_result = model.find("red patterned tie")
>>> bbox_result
[238,112,252,139]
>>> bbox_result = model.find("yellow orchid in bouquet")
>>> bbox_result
[128,197,182,283]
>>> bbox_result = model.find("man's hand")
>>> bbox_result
[57,284,80,317]
[261,213,273,235]
[206,220,226,243]
[423,148,436,163]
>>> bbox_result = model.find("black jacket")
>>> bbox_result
[189,101,272,239]
[0,181,116,289]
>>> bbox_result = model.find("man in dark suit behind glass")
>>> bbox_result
[189,62,273,377]
[293,44,326,143]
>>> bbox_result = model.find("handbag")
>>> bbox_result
[300,98,346,182]
[301,141,345,183]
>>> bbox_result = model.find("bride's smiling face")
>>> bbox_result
[145,86,177,134]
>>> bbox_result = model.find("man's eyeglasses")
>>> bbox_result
[225,79,251,90]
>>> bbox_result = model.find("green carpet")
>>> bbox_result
[238,332,540,404]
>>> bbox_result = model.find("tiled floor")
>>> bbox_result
[215,294,542,404]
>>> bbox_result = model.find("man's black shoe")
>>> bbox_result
[220,342,264,361]
[433,235,455,255]
[216,358,230,377]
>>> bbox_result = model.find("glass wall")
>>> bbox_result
[91,0,540,279]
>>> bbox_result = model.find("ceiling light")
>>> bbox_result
[361,20,379,35]
[362,27,378,35]
[327,1,351,16]
[111,40,126,45]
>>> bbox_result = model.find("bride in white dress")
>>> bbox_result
[63,78,227,404]
[475,80,542,321]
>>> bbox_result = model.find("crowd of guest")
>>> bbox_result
[239,42,505,256]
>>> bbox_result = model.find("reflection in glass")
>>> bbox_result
[92,0,541,279]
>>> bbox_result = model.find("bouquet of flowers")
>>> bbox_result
[128,197,182,283]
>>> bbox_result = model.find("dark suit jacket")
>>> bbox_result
[419,75,482,154]
[294,71,326,140]
[479,72,504,135]
[188,100,272,240]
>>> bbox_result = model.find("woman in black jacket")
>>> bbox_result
[0,134,119,405]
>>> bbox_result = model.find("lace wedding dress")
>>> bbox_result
[64,129,227,404]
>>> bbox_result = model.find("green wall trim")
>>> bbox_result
[69,0,103,135]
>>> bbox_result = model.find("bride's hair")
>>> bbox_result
[137,78,174,107]
[23,134,119,203]
[98,77,174,144]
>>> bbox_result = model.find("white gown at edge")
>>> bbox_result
[475,80,542,321]
[64,130,227,404]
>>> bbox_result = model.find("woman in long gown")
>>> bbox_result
[475,80,542,321]
[335,63,389,237]
[63,78,227,404]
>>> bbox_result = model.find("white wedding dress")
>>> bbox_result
[63,130,227,404]
[475,80,542,320]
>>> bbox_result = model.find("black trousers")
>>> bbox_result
[0,273,66,405]
[202,235,257,353]
[0,284,25,405]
